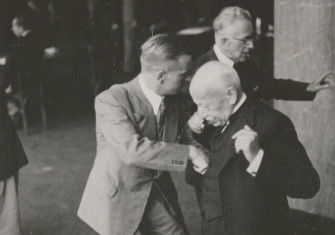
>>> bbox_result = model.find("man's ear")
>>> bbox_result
[227,87,238,105]
[219,37,229,48]
[156,71,166,84]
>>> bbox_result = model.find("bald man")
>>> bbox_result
[186,61,320,235]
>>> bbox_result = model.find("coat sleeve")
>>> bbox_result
[256,116,320,199]
[251,63,316,101]
[180,124,207,186]
[95,91,189,172]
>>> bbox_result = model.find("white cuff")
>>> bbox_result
[246,149,264,177]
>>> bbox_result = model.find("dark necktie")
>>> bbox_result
[156,97,166,139]
[154,97,167,179]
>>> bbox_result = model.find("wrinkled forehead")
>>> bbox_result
[192,90,223,105]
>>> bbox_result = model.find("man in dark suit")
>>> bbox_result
[78,34,209,235]
[191,6,334,101]
[2,13,44,127]
[186,61,320,235]
[0,51,28,235]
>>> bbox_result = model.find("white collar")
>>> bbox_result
[213,44,235,67]
[232,93,247,114]
[220,93,247,133]
[138,74,163,115]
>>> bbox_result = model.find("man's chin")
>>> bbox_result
[240,57,248,62]
[239,53,251,62]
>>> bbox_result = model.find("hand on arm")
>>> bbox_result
[188,145,209,175]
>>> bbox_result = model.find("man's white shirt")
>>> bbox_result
[139,75,163,115]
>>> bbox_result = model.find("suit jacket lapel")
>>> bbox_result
[127,77,158,139]
[210,99,256,176]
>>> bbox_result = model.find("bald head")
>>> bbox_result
[189,62,243,127]
[190,61,241,100]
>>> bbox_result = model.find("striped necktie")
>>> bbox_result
[156,97,166,139]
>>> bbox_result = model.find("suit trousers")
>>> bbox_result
[0,173,20,235]
[135,184,186,235]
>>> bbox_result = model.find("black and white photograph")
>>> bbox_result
[0,0,334,234]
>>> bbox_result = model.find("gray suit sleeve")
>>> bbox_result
[95,91,189,172]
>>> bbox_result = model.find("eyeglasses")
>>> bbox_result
[225,37,255,45]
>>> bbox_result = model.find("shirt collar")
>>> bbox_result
[213,44,235,67]
[232,93,247,115]
[220,93,247,133]
[138,74,163,115]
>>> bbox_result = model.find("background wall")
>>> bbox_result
[274,0,335,218]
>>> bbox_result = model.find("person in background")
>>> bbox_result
[191,6,334,101]
[0,44,28,235]
[2,13,44,129]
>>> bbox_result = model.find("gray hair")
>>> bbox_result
[213,6,251,35]
[140,34,188,72]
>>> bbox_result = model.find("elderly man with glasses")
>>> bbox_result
[190,6,334,101]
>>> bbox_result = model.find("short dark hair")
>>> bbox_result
[13,14,34,30]
[140,34,190,71]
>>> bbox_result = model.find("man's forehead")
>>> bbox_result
[194,95,221,104]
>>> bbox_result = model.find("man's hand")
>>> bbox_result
[0,57,6,65]
[307,72,335,93]
[188,112,206,134]
[232,125,260,162]
[5,85,12,94]
[188,145,209,174]
[44,47,59,58]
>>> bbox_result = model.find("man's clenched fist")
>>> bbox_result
[188,112,206,134]
[232,125,260,162]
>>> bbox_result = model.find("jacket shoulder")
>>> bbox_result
[191,50,216,75]
[255,102,294,133]
[97,83,130,101]
[95,84,131,112]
